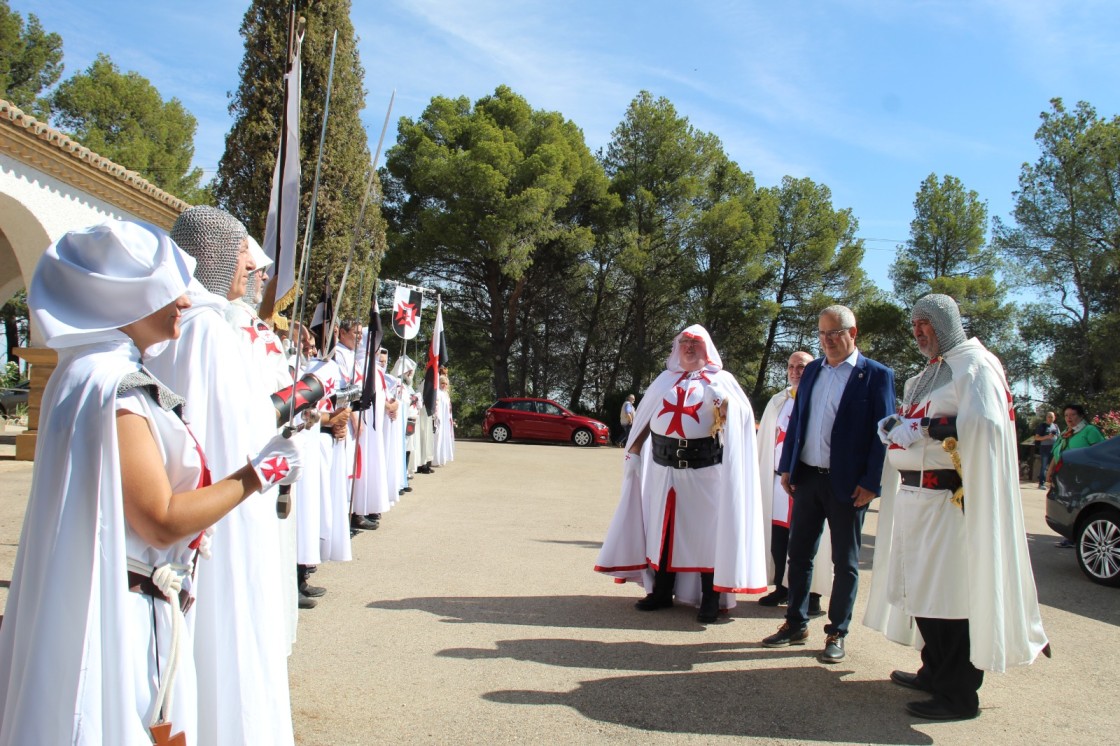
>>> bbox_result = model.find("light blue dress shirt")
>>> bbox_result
[800,348,859,469]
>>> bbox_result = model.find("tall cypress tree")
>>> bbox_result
[214,0,385,319]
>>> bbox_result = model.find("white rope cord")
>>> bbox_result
[127,557,192,728]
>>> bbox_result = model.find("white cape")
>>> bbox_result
[595,367,768,600]
[146,285,294,744]
[863,338,1049,672]
[0,338,195,744]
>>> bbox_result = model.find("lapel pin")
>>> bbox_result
[858,372,864,379]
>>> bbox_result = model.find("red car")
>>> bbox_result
[482,397,611,447]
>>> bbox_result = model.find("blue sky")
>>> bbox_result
[15,0,1120,291]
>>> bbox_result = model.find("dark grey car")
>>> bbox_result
[0,380,29,418]
[1046,435,1120,587]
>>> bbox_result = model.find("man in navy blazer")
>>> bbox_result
[762,304,895,664]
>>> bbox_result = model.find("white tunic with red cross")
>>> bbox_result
[885,359,968,618]
[644,370,727,574]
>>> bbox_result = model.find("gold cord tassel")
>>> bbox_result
[710,404,724,439]
[941,437,965,510]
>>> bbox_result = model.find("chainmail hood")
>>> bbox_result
[170,206,247,297]
[904,294,967,409]
[911,294,966,355]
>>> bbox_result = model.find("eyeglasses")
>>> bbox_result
[817,328,851,340]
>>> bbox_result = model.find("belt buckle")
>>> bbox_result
[676,448,686,459]
[677,438,688,448]
[678,459,688,469]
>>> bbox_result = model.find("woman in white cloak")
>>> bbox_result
[0,221,300,745]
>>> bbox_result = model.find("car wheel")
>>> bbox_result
[490,424,511,443]
[572,428,594,447]
[1076,508,1120,587]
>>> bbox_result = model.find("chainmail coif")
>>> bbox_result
[170,206,247,297]
[904,293,967,409]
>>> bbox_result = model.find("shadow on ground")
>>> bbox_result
[484,666,934,744]
[369,594,719,631]
[1026,532,1120,627]
[440,637,807,672]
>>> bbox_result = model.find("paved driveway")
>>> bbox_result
[0,442,1115,743]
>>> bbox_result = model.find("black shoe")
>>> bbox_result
[807,594,825,618]
[818,634,845,663]
[298,594,318,609]
[350,528,360,537]
[634,594,674,611]
[351,515,379,530]
[367,513,382,521]
[905,699,978,721]
[890,670,929,691]
[299,582,326,598]
[762,622,809,647]
[305,565,317,575]
[697,595,721,623]
[758,588,788,607]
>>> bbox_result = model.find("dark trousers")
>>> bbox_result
[770,524,790,587]
[785,465,867,635]
[914,617,983,715]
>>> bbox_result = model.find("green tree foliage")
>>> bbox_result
[215,0,384,319]
[0,1,62,118]
[1,290,28,365]
[602,92,722,392]
[50,54,209,203]
[682,152,773,386]
[382,85,605,399]
[890,173,1019,373]
[993,99,1120,411]
[749,176,870,401]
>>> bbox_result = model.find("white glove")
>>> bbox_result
[876,415,900,445]
[249,434,302,490]
[887,417,924,448]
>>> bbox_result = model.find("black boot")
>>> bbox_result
[298,564,326,598]
[636,566,676,611]
[697,572,720,623]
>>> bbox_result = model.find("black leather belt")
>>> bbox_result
[899,469,962,492]
[921,416,958,441]
[128,570,193,614]
[798,462,830,475]
[651,433,723,469]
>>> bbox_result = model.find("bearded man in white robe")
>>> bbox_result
[865,293,1049,720]
[146,206,295,745]
[595,325,767,623]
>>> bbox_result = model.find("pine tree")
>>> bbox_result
[214,0,385,321]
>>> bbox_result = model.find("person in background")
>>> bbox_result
[617,394,636,447]
[756,351,830,618]
[1033,411,1059,489]
[1047,403,1105,546]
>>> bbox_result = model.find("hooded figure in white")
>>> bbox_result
[864,294,1049,719]
[146,206,296,745]
[595,325,767,622]
[0,220,300,745]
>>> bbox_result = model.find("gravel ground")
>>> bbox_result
[0,440,1116,744]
